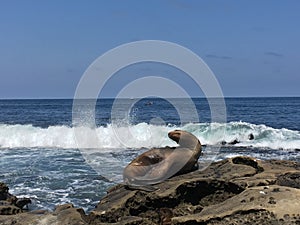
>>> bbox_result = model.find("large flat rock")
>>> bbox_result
[91,156,300,225]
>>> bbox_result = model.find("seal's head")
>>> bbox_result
[168,130,201,150]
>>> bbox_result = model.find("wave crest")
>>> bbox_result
[0,122,299,150]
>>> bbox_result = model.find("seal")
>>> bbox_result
[123,130,202,186]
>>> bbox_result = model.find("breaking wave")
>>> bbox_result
[0,122,299,150]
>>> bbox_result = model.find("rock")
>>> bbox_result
[0,183,9,198]
[0,182,87,224]
[172,185,300,224]
[0,205,22,215]
[53,203,88,225]
[0,204,88,225]
[0,182,31,214]
[1,156,300,225]
[90,156,300,224]
[15,198,32,209]
[276,172,300,188]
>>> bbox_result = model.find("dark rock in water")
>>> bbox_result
[1,156,300,224]
[0,182,31,214]
[228,139,240,145]
[248,133,255,140]
[221,140,227,145]
[221,139,240,145]
[221,133,254,146]
[0,183,9,197]
[15,198,32,209]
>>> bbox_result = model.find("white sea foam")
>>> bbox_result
[0,122,299,150]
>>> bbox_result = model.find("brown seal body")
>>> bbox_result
[123,130,202,185]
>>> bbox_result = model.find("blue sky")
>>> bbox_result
[0,0,299,98]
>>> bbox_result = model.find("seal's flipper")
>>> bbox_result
[125,185,159,192]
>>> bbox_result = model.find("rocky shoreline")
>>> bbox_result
[1,156,299,225]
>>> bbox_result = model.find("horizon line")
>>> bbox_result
[0,95,299,100]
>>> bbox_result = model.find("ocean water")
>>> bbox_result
[0,97,299,212]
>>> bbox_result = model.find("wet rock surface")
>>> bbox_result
[0,203,87,225]
[1,156,300,225]
[0,182,31,216]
